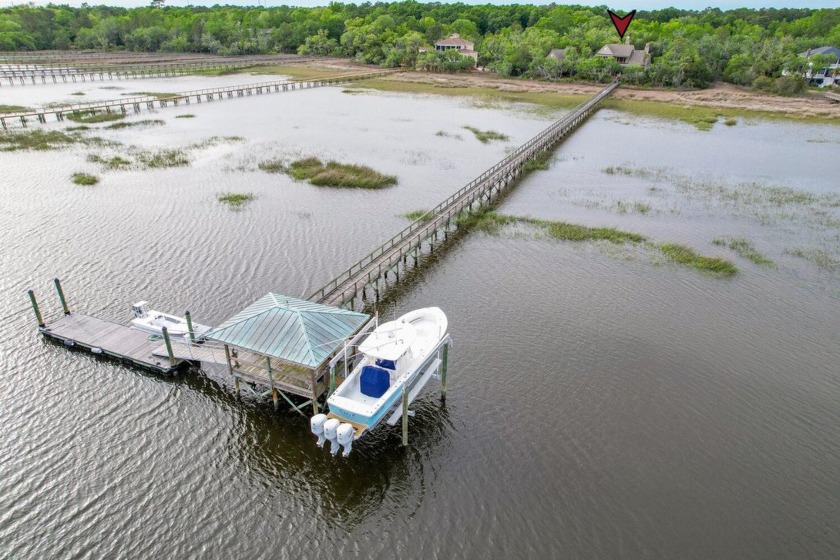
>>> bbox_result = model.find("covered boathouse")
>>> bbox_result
[205,293,371,414]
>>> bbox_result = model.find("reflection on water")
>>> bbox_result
[1,78,839,558]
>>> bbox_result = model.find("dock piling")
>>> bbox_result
[184,310,195,343]
[53,278,70,315]
[440,342,449,401]
[161,326,176,367]
[402,386,409,446]
[28,290,44,327]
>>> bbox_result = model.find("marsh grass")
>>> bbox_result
[88,135,240,171]
[539,220,645,243]
[659,243,738,275]
[0,104,32,113]
[280,157,397,189]
[712,236,774,266]
[104,119,165,130]
[724,118,738,126]
[634,202,651,214]
[457,209,735,275]
[70,91,85,96]
[65,125,90,132]
[436,130,463,140]
[523,151,552,173]
[456,209,517,232]
[189,135,243,149]
[88,154,132,169]
[136,148,189,168]
[463,126,509,143]
[258,159,284,173]
[354,78,587,110]
[403,209,434,223]
[234,64,345,80]
[71,172,99,186]
[1,130,79,151]
[67,111,125,124]
[787,247,839,271]
[175,114,195,119]
[602,98,838,127]
[217,192,254,208]
[600,165,840,226]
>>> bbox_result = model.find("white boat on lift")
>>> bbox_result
[311,307,450,456]
[129,301,211,341]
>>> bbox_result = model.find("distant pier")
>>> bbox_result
[0,54,322,87]
[1,70,393,129]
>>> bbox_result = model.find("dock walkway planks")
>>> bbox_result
[42,313,181,373]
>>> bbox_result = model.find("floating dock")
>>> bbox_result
[41,313,182,374]
[29,280,182,374]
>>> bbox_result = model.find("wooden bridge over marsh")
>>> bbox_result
[826,92,840,103]
[0,54,321,86]
[309,81,620,309]
[0,70,392,129]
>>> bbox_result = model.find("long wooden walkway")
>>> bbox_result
[0,55,320,86]
[1,70,392,128]
[309,82,619,308]
[826,92,840,103]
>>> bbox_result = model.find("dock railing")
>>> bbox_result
[308,81,619,304]
[0,69,394,127]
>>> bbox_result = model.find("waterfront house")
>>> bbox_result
[433,33,478,64]
[548,48,567,62]
[596,37,651,68]
[799,46,840,87]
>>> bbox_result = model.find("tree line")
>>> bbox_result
[1,3,838,91]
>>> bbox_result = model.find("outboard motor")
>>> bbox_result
[323,418,340,456]
[337,423,355,457]
[310,414,328,447]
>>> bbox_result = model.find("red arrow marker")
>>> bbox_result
[608,9,637,40]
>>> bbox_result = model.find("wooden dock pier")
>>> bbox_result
[0,70,392,129]
[826,92,840,103]
[309,81,619,309]
[0,54,321,87]
[29,280,182,374]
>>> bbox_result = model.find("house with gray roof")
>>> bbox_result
[548,48,567,62]
[799,46,840,87]
[596,37,651,68]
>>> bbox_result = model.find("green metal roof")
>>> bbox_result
[206,294,369,368]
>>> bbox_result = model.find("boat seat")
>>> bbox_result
[360,365,390,398]
[375,358,396,370]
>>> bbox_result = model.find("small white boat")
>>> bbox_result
[129,301,211,341]
[311,307,449,456]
